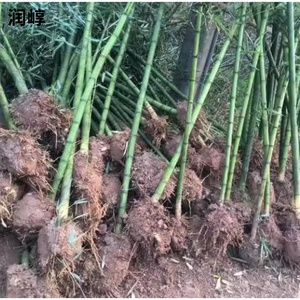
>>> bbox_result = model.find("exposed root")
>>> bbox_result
[126,199,173,256]
[37,220,83,272]
[11,89,72,158]
[0,172,24,228]
[0,129,51,191]
[132,151,177,201]
[182,168,203,202]
[144,116,168,148]
[109,129,130,163]
[193,204,242,258]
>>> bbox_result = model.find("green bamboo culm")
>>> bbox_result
[99,10,134,134]
[0,82,16,130]
[220,3,247,204]
[0,44,28,95]
[115,3,164,234]
[151,22,238,203]
[224,7,269,202]
[51,2,135,199]
[251,72,289,241]
[57,3,94,221]
[175,7,202,220]
[286,3,300,217]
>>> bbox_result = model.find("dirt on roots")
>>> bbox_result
[144,116,168,148]
[12,192,55,241]
[10,89,72,158]
[132,151,177,200]
[0,128,51,191]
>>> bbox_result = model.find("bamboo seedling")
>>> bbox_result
[116,3,164,233]
[51,2,135,199]
[286,2,300,218]
[151,22,238,203]
[220,3,247,203]
[224,6,269,202]
[176,7,202,220]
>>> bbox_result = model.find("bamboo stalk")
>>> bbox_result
[220,3,247,203]
[0,82,16,130]
[151,22,238,203]
[51,2,135,199]
[251,72,288,240]
[224,8,269,202]
[99,11,134,134]
[175,7,202,220]
[287,3,300,218]
[0,44,28,95]
[116,3,164,233]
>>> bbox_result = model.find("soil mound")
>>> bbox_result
[132,151,177,200]
[126,199,173,256]
[12,192,55,241]
[0,129,51,191]
[10,89,72,157]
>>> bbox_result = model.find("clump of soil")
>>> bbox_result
[260,216,284,255]
[98,233,133,292]
[0,129,51,191]
[126,199,173,256]
[73,150,105,228]
[37,220,83,271]
[188,146,224,179]
[162,131,181,158]
[6,264,57,297]
[0,172,24,227]
[89,135,111,163]
[132,151,177,200]
[102,174,122,209]
[144,116,168,148]
[177,102,211,148]
[10,89,72,157]
[192,204,242,258]
[182,168,203,202]
[238,236,261,266]
[109,129,130,163]
[170,219,188,253]
[12,192,55,240]
[0,233,21,297]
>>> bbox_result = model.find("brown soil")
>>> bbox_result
[12,192,55,241]
[109,128,130,163]
[144,116,168,148]
[37,220,83,272]
[11,89,72,158]
[132,151,177,200]
[102,174,122,208]
[0,172,24,227]
[118,254,299,298]
[162,131,181,158]
[73,150,105,229]
[192,204,243,258]
[6,264,57,297]
[97,233,133,292]
[126,199,173,256]
[239,236,262,267]
[0,128,51,191]
[0,233,21,298]
[182,168,203,202]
